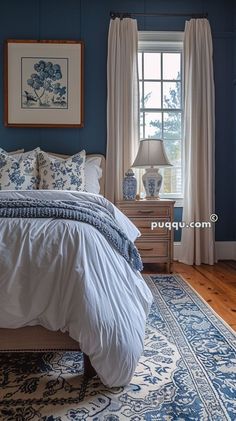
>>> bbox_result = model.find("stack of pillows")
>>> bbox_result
[0,147,102,194]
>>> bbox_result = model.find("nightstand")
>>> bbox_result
[116,199,175,272]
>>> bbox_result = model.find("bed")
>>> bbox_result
[0,149,153,387]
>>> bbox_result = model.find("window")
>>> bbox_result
[138,32,184,199]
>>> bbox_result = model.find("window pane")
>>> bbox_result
[140,112,144,139]
[161,167,182,195]
[138,53,142,78]
[144,82,161,108]
[163,82,181,109]
[163,112,182,140]
[144,112,162,138]
[163,53,181,80]
[139,46,183,196]
[144,53,161,79]
[163,139,181,166]
[139,81,143,108]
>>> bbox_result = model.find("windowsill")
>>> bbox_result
[174,199,183,207]
[159,197,183,207]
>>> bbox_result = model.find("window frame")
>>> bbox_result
[138,31,184,202]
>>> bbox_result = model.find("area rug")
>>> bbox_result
[0,275,235,421]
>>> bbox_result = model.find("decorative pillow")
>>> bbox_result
[47,152,103,194]
[9,150,34,161]
[9,149,24,155]
[0,148,39,190]
[85,156,102,194]
[38,150,86,190]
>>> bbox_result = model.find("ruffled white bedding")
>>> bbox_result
[0,190,153,387]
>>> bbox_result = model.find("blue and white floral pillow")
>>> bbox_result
[38,150,86,190]
[0,148,39,190]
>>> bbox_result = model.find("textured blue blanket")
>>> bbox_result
[0,199,143,271]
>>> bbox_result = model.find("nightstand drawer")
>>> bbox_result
[135,240,168,258]
[133,218,169,236]
[121,205,170,218]
[116,199,175,272]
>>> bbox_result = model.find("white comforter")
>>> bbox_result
[0,190,153,387]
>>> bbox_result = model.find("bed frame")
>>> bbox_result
[0,153,106,377]
[0,326,96,377]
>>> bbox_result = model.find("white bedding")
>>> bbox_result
[0,190,153,387]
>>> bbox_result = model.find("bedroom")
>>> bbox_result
[0,0,235,420]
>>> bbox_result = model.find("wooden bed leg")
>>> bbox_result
[83,353,97,378]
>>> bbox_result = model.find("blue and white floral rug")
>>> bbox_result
[0,274,235,421]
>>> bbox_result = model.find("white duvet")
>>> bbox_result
[0,190,153,387]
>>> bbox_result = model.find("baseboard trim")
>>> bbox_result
[174,242,182,260]
[174,241,236,261]
[215,241,236,260]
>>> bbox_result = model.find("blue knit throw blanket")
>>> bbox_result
[0,199,143,272]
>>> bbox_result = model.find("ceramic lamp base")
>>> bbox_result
[142,168,162,199]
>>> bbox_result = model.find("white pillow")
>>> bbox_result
[0,148,39,190]
[85,156,102,194]
[38,149,86,190]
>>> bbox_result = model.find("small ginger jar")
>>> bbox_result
[123,169,137,200]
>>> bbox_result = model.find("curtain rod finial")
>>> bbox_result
[110,11,116,19]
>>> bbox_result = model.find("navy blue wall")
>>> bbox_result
[0,0,235,241]
[234,0,236,243]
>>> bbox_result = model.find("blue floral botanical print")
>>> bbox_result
[37,150,85,191]
[22,59,68,109]
[0,148,39,190]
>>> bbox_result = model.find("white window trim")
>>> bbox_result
[138,31,184,202]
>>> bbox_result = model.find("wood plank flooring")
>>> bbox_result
[143,261,236,331]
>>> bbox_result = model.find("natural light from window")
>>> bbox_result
[138,37,183,199]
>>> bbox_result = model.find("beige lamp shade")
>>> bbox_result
[132,139,172,168]
[132,139,172,198]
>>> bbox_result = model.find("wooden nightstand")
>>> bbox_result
[116,199,175,272]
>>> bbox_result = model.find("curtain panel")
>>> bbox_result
[179,19,215,265]
[105,18,139,203]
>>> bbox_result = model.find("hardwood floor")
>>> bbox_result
[143,261,236,331]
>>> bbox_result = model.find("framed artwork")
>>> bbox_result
[4,40,84,128]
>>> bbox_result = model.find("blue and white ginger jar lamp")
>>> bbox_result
[132,139,172,199]
[123,168,137,200]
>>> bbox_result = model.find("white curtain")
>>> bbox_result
[105,18,139,203]
[179,19,215,265]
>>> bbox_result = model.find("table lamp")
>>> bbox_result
[132,138,172,199]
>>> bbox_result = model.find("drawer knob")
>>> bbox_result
[139,247,154,251]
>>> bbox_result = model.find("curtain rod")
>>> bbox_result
[110,11,208,19]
